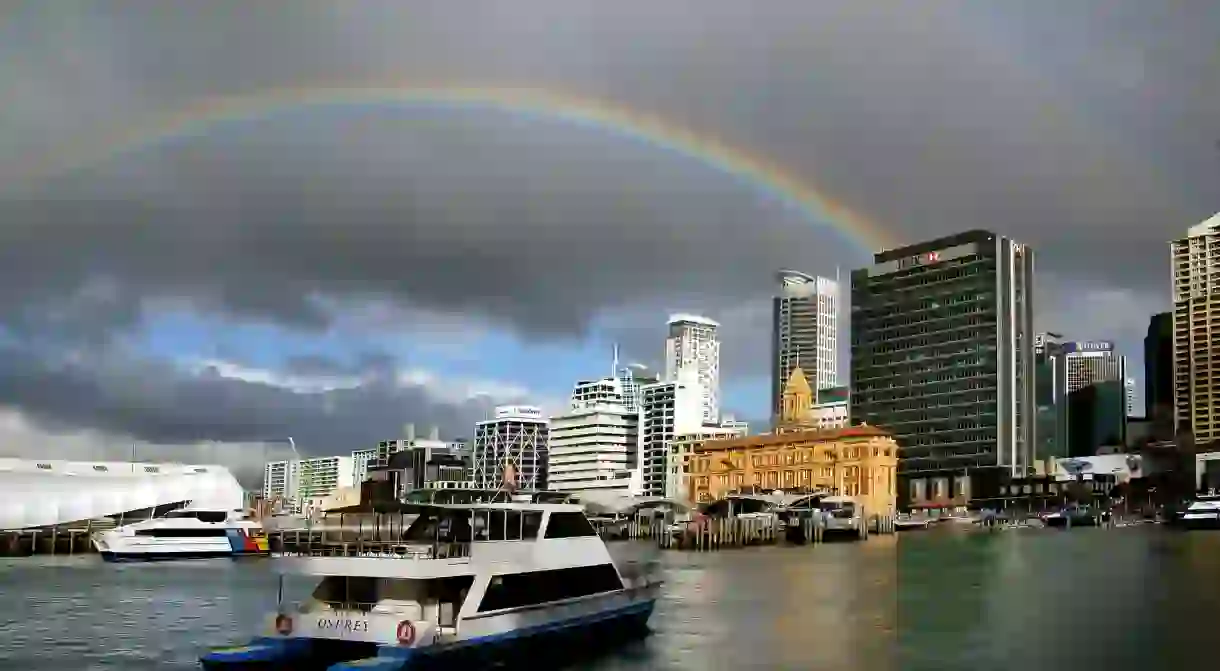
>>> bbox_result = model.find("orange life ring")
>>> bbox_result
[396,620,416,646]
[274,614,293,635]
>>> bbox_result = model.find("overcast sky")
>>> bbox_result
[0,1,1216,480]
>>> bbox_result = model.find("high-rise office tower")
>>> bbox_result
[664,314,721,424]
[1171,214,1220,444]
[1063,341,1127,393]
[1034,332,1068,460]
[851,230,1035,508]
[1144,312,1174,433]
[1061,342,1128,455]
[771,271,839,421]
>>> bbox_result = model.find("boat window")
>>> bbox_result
[403,510,475,543]
[485,510,527,541]
[163,510,198,519]
[477,564,623,612]
[543,512,597,538]
[196,511,228,523]
[135,528,230,537]
[522,512,542,539]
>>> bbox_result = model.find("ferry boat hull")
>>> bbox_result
[201,588,658,671]
[406,596,655,670]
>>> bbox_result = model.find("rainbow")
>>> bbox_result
[14,84,895,252]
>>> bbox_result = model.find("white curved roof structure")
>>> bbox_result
[0,458,246,530]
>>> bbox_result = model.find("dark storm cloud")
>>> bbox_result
[0,345,498,452]
[0,1,1214,438]
[281,351,397,379]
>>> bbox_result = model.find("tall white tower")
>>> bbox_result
[664,314,720,424]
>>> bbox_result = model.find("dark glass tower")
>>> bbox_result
[850,230,1035,509]
[1143,312,1173,434]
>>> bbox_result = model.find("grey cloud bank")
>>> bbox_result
[0,1,1215,454]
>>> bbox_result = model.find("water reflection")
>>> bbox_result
[2,530,1220,670]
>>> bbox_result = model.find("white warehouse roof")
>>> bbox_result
[0,458,246,530]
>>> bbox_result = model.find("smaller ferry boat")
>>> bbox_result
[893,514,933,531]
[200,498,661,670]
[1042,506,1098,529]
[92,506,268,562]
[1175,494,1220,530]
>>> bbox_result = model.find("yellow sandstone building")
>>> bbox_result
[687,367,899,516]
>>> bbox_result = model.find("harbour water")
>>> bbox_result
[2,528,1219,671]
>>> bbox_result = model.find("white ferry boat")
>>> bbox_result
[200,499,662,670]
[1176,494,1220,529]
[92,507,269,562]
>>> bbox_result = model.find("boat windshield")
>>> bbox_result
[401,508,545,543]
[162,510,228,523]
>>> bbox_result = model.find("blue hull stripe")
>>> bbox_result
[201,599,655,669]
[419,598,655,653]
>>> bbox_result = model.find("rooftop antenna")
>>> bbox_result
[612,342,620,377]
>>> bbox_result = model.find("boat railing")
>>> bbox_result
[269,535,472,561]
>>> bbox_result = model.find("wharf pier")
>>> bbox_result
[1,523,104,557]
[655,511,897,551]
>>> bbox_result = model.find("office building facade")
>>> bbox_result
[810,386,850,429]
[1171,214,1220,444]
[1034,333,1068,460]
[471,405,550,491]
[1067,381,1128,455]
[548,377,641,494]
[351,448,377,485]
[617,363,659,413]
[373,424,467,470]
[262,455,356,514]
[639,373,706,497]
[771,271,840,420]
[850,230,1035,508]
[1144,312,1174,433]
[1063,341,1126,393]
[664,314,721,424]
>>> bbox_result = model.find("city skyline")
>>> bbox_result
[0,3,1214,470]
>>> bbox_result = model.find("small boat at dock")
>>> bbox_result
[1042,506,1099,528]
[893,514,934,531]
[200,498,661,670]
[1173,494,1220,530]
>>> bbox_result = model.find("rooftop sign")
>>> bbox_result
[494,405,543,420]
[1062,341,1113,354]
